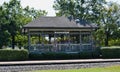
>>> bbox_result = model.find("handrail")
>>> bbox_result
[31,43,91,46]
[29,43,93,52]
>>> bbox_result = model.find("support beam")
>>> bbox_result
[68,33,70,45]
[28,29,31,50]
[79,31,82,51]
[41,32,44,45]
[49,34,52,44]
[79,31,82,44]
[38,34,41,44]
[54,32,57,52]
[90,31,94,51]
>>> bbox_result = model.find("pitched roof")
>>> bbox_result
[23,16,98,29]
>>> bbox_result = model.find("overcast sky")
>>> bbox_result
[0,0,120,16]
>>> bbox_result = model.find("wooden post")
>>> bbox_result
[68,33,70,45]
[28,29,31,50]
[49,34,51,44]
[90,31,94,51]
[41,32,44,47]
[54,32,57,52]
[38,34,41,44]
[68,33,71,51]
[79,31,82,51]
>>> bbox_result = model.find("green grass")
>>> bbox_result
[33,65,120,72]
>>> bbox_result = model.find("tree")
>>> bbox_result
[53,0,106,21]
[0,0,47,49]
[1,0,26,49]
[0,6,10,48]
[15,34,28,49]
[23,6,47,20]
[97,2,120,46]
[53,0,120,46]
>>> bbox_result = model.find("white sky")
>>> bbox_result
[0,0,120,16]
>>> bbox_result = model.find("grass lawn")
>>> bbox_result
[33,65,120,72]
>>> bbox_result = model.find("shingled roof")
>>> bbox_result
[23,16,98,29]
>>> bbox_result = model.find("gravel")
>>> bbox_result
[0,62,120,72]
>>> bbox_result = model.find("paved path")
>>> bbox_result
[0,59,120,66]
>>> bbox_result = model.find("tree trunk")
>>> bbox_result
[0,44,2,49]
[38,34,41,44]
[49,34,52,44]
[105,31,109,46]
[12,35,15,49]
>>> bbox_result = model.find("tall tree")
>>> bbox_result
[53,0,120,46]
[0,0,47,49]
[96,3,120,46]
[0,6,10,48]
[97,2,120,46]
[2,0,26,49]
[53,0,106,22]
[23,6,47,20]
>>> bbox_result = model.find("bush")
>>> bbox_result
[79,52,92,59]
[109,39,120,46]
[0,49,29,61]
[29,52,73,60]
[101,47,120,58]
[29,51,100,60]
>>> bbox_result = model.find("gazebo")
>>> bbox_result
[23,16,98,53]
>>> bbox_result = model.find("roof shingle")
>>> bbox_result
[23,16,97,29]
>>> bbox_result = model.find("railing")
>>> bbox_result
[29,44,93,53]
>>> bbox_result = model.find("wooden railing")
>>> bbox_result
[29,44,93,53]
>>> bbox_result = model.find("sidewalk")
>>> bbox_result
[0,59,120,66]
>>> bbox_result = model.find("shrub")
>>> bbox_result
[101,47,120,58]
[0,49,29,61]
[92,47,101,58]
[29,51,100,60]
[29,52,72,60]
[79,52,92,59]
[109,39,120,46]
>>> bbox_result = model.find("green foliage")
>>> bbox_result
[99,3,120,46]
[110,29,120,40]
[53,0,120,46]
[53,0,106,21]
[15,34,28,48]
[23,6,47,19]
[109,39,120,46]
[0,0,47,48]
[29,51,100,60]
[0,30,10,48]
[29,52,77,60]
[0,49,29,61]
[101,47,120,58]
[0,6,10,48]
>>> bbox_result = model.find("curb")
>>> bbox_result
[0,59,120,66]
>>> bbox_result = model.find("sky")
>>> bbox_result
[0,0,120,16]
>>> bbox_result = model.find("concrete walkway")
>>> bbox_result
[0,59,120,66]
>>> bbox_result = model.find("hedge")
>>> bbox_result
[101,47,120,58]
[29,51,99,60]
[0,49,29,61]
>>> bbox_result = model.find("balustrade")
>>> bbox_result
[29,44,93,53]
